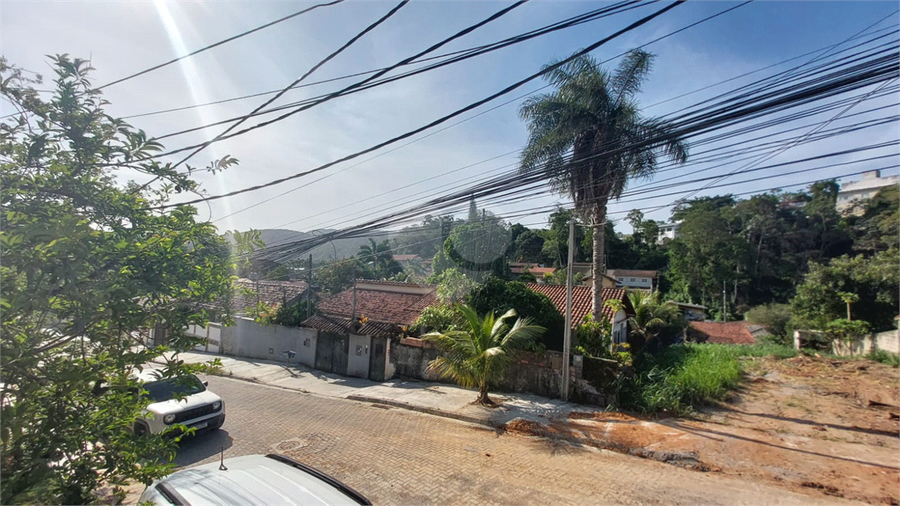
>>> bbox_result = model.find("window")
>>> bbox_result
[617,277,623,281]
[629,278,635,282]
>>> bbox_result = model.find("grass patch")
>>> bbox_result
[618,343,797,415]
[868,349,900,367]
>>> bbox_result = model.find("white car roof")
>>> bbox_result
[143,454,369,506]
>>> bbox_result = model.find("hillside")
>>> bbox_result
[226,229,391,264]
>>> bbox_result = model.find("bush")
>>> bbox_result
[413,304,466,333]
[574,314,612,358]
[467,276,564,350]
[744,303,792,344]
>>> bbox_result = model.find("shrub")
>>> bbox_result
[413,304,466,333]
[574,314,612,359]
[744,303,792,344]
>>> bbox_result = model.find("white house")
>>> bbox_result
[656,221,682,243]
[608,269,658,291]
[837,170,899,214]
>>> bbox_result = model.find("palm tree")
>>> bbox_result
[357,238,401,278]
[423,305,545,405]
[627,291,685,350]
[519,50,688,320]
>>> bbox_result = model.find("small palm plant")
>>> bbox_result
[423,305,545,406]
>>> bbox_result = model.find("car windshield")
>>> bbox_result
[143,375,205,402]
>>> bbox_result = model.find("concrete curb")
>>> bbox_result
[345,395,499,428]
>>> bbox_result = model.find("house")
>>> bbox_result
[579,272,619,289]
[607,269,657,291]
[667,301,707,321]
[656,221,682,243]
[837,170,900,215]
[568,262,617,288]
[302,279,436,338]
[509,262,556,281]
[525,283,635,345]
[686,321,757,345]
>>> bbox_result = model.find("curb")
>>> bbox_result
[345,395,499,428]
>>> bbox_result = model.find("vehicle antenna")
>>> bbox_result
[219,447,228,471]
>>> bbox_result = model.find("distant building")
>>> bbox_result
[608,269,657,291]
[666,301,707,321]
[656,221,682,243]
[837,170,900,214]
[686,321,757,345]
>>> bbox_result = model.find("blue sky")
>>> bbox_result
[3,1,898,240]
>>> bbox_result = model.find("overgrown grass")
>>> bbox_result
[618,343,797,415]
[868,349,900,367]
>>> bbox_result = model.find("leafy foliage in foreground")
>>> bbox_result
[1,56,234,504]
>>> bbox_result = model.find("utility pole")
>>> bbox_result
[562,219,575,402]
[306,253,313,318]
[722,280,727,323]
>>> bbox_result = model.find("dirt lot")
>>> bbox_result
[503,354,900,505]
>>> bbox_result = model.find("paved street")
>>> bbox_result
[171,375,857,506]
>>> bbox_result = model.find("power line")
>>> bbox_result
[149,1,686,210]
[170,0,411,169]
[96,0,346,90]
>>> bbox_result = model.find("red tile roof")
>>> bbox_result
[687,321,756,345]
[302,314,403,337]
[391,254,420,262]
[525,283,632,327]
[316,280,436,326]
[232,278,309,315]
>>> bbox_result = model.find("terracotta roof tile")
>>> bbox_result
[317,281,436,326]
[302,314,402,337]
[687,321,756,345]
[525,283,631,327]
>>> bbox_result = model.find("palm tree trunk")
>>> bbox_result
[592,204,607,320]
[477,382,490,404]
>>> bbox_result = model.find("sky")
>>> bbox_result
[3,0,898,245]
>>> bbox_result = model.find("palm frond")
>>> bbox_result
[611,49,654,104]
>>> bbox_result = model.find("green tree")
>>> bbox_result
[825,319,870,357]
[627,291,686,351]
[519,50,688,320]
[466,277,564,350]
[744,304,792,344]
[357,238,401,279]
[313,258,374,296]
[0,57,234,504]
[791,248,899,331]
[438,218,511,282]
[848,184,899,253]
[511,230,545,263]
[431,267,478,304]
[423,305,545,405]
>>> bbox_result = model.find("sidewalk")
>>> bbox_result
[155,350,601,430]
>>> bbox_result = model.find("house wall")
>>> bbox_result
[220,317,317,367]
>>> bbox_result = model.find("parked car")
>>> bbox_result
[133,370,224,436]
[139,453,371,505]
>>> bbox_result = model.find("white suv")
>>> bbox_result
[134,370,224,435]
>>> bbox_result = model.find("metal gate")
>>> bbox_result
[347,334,371,379]
[315,332,347,374]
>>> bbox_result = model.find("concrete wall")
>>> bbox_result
[220,317,317,367]
[388,338,608,405]
[831,329,900,357]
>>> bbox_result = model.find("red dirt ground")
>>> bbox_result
[508,354,900,504]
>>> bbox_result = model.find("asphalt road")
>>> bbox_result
[170,375,857,506]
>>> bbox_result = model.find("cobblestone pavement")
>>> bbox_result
[171,376,858,506]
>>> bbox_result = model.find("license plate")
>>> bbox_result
[194,422,208,429]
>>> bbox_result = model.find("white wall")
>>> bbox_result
[831,329,899,357]
[220,317,317,367]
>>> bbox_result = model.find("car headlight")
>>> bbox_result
[163,414,176,424]
[213,401,222,411]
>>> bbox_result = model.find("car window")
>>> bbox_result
[143,375,206,402]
